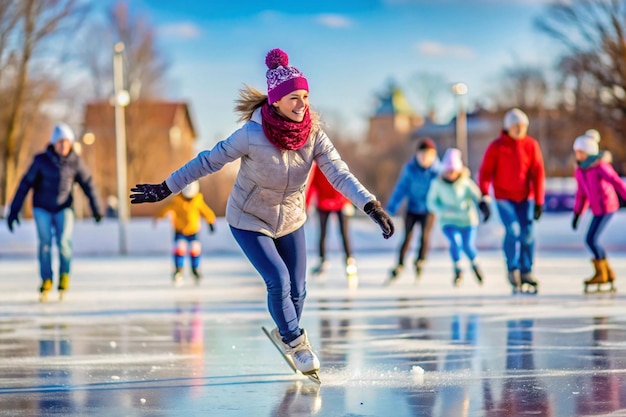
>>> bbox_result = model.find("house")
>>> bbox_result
[81,100,197,217]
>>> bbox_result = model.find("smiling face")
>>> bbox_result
[272,89,309,122]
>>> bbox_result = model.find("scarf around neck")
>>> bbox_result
[261,103,312,151]
[578,152,602,170]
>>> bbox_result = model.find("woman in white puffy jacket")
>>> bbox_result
[129,48,394,378]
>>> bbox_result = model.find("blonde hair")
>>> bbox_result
[234,84,321,133]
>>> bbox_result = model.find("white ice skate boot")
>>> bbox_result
[346,257,358,289]
[271,328,320,375]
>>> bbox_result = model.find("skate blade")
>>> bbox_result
[302,371,321,384]
[347,275,358,289]
[59,290,66,301]
[39,293,49,303]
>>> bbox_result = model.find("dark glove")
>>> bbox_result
[572,214,580,230]
[533,204,543,221]
[130,181,172,204]
[94,214,103,223]
[208,223,215,234]
[364,200,394,239]
[478,200,490,222]
[7,210,19,232]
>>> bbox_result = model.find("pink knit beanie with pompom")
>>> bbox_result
[265,48,309,104]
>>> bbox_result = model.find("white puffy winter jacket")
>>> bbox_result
[166,108,375,238]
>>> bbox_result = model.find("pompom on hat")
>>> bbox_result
[265,48,309,104]
[573,129,601,156]
[503,108,529,130]
[441,148,464,172]
[50,123,75,144]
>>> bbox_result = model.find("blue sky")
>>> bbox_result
[109,0,563,147]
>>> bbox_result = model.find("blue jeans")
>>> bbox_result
[173,232,200,270]
[441,225,477,264]
[230,226,307,344]
[586,214,613,259]
[495,200,535,273]
[33,208,74,281]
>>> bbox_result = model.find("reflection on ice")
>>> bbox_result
[1,253,626,416]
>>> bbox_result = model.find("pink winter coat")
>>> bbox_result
[574,155,626,216]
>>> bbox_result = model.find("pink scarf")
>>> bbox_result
[261,103,312,151]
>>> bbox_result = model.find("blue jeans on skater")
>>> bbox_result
[174,232,200,270]
[33,207,74,281]
[586,213,613,259]
[441,225,477,263]
[230,225,307,345]
[496,199,535,274]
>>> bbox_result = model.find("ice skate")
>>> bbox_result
[414,259,424,280]
[346,257,358,289]
[39,279,52,303]
[386,264,403,285]
[584,259,616,294]
[520,272,538,294]
[471,264,484,285]
[453,267,463,287]
[269,327,320,376]
[192,268,202,285]
[173,267,183,287]
[310,258,328,276]
[58,273,70,301]
[605,259,616,283]
[507,270,521,294]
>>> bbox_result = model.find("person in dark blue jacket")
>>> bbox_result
[7,123,103,301]
[386,138,439,282]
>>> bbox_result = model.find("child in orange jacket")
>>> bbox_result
[154,181,216,285]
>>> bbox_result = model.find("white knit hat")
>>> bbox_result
[50,123,75,144]
[441,148,464,172]
[182,180,200,199]
[573,130,600,156]
[503,108,529,130]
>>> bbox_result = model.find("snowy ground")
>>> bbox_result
[0,213,626,416]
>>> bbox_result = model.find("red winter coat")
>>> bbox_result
[306,163,349,212]
[478,132,545,204]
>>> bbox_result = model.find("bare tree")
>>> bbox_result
[496,66,548,110]
[79,1,169,101]
[0,0,87,208]
[536,0,626,128]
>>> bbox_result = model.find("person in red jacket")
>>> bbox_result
[478,108,545,294]
[305,163,357,285]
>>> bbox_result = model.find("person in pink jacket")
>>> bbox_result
[572,130,626,292]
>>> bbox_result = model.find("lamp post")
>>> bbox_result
[113,42,130,255]
[451,82,468,166]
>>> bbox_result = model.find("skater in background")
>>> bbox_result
[129,48,394,378]
[386,137,439,282]
[427,148,490,286]
[478,108,545,293]
[305,162,357,280]
[7,123,103,301]
[571,130,626,292]
[153,180,216,286]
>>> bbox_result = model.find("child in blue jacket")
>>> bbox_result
[386,138,439,281]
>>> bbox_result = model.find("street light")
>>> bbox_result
[451,82,468,166]
[113,42,129,255]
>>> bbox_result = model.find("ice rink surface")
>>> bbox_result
[1,215,626,416]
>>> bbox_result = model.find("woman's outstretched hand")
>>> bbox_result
[364,200,395,239]
[130,181,172,204]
